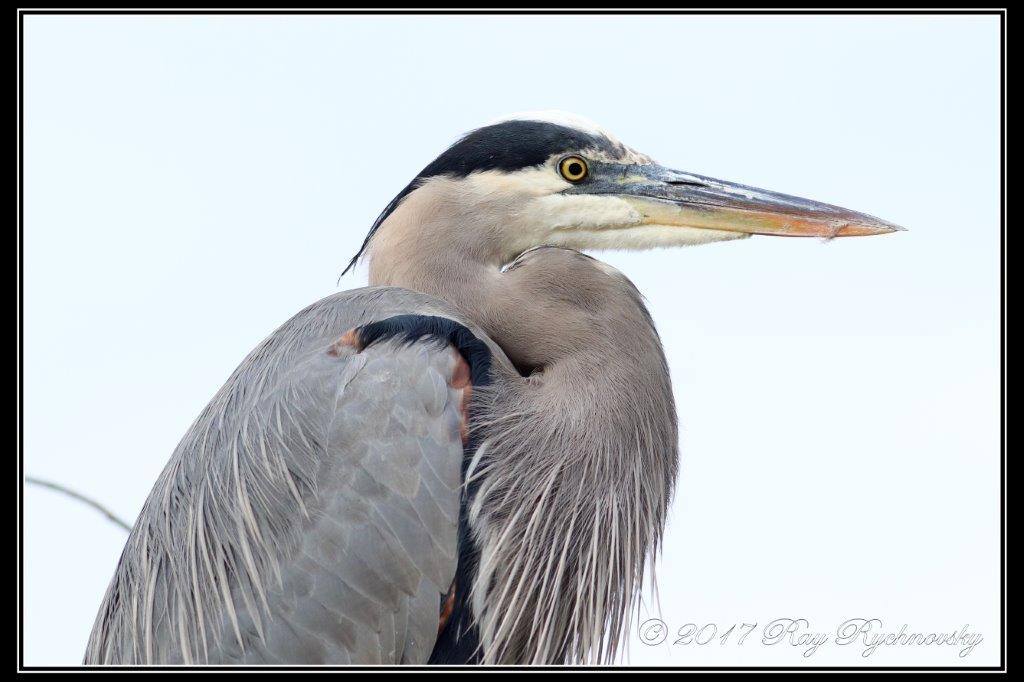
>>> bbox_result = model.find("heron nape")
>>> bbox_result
[85,112,901,665]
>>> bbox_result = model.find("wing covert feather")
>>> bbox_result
[85,288,496,665]
[221,342,463,664]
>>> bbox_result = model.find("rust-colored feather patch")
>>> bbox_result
[438,581,457,636]
[327,329,363,356]
[449,349,473,445]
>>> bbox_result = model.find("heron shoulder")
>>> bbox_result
[85,287,505,664]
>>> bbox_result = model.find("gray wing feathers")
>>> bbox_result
[85,288,479,665]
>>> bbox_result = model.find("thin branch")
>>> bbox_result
[26,476,132,533]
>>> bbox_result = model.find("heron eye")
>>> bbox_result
[559,156,589,182]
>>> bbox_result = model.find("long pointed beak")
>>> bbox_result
[611,165,904,238]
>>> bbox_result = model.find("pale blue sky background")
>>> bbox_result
[22,14,1001,666]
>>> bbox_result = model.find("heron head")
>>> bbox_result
[347,111,902,276]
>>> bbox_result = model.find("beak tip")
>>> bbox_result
[843,214,906,237]
[874,221,907,235]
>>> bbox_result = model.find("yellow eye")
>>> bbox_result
[558,156,589,182]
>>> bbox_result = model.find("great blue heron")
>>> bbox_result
[84,112,900,666]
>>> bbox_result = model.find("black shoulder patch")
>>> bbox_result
[354,314,492,387]
[342,120,618,275]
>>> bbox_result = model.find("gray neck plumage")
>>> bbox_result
[368,211,678,664]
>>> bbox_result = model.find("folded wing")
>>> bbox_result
[85,288,491,665]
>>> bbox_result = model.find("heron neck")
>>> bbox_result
[367,229,662,379]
